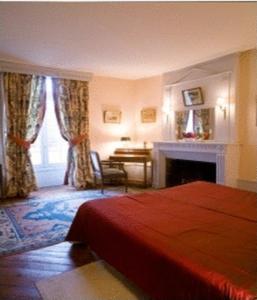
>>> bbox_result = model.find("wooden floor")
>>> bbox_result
[0,242,96,300]
[0,185,151,299]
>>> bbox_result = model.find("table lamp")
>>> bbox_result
[120,136,131,148]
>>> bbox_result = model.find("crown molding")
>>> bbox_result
[0,60,93,81]
[164,70,232,88]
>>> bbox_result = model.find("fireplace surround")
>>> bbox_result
[153,141,239,188]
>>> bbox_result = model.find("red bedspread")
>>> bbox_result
[66,181,257,300]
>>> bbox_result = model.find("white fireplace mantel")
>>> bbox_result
[153,141,239,188]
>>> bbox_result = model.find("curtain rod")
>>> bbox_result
[0,60,93,82]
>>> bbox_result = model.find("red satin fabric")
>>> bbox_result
[66,181,257,300]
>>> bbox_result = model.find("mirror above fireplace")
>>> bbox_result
[175,108,215,140]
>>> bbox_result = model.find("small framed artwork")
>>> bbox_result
[103,110,121,123]
[141,107,156,123]
[182,87,204,107]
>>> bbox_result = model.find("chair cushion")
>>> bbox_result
[102,168,125,176]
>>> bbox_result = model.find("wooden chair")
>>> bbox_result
[89,151,128,194]
[0,164,2,199]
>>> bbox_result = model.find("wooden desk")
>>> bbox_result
[109,148,152,187]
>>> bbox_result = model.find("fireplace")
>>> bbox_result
[166,158,216,187]
[153,141,239,188]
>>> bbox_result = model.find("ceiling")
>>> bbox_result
[0,2,256,79]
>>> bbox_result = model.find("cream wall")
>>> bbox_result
[133,76,163,147]
[168,72,233,142]
[89,75,163,157]
[163,53,239,143]
[160,50,256,191]
[89,75,135,159]
[89,75,163,185]
[129,76,163,184]
[0,51,255,190]
[88,53,257,189]
[238,50,257,185]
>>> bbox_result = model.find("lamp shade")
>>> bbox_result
[120,137,131,142]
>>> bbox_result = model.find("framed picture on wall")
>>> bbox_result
[141,107,157,123]
[182,87,204,107]
[103,110,121,123]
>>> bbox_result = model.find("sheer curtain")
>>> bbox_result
[52,78,90,189]
[3,72,46,197]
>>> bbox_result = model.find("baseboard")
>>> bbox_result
[237,179,257,193]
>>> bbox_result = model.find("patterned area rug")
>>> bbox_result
[0,187,130,256]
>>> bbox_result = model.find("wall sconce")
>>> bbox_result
[162,100,172,115]
[217,97,227,120]
[162,99,173,127]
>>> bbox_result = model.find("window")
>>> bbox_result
[30,77,68,168]
[185,109,194,133]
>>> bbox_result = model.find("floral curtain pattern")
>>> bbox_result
[52,78,90,189]
[194,109,210,134]
[175,110,190,139]
[3,72,46,197]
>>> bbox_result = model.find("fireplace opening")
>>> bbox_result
[166,158,216,187]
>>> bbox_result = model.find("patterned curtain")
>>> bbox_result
[52,78,90,189]
[175,110,190,139]
[3,72,46,197]
[194,109,210,133]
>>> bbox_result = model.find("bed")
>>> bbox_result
[66,181,257,300]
